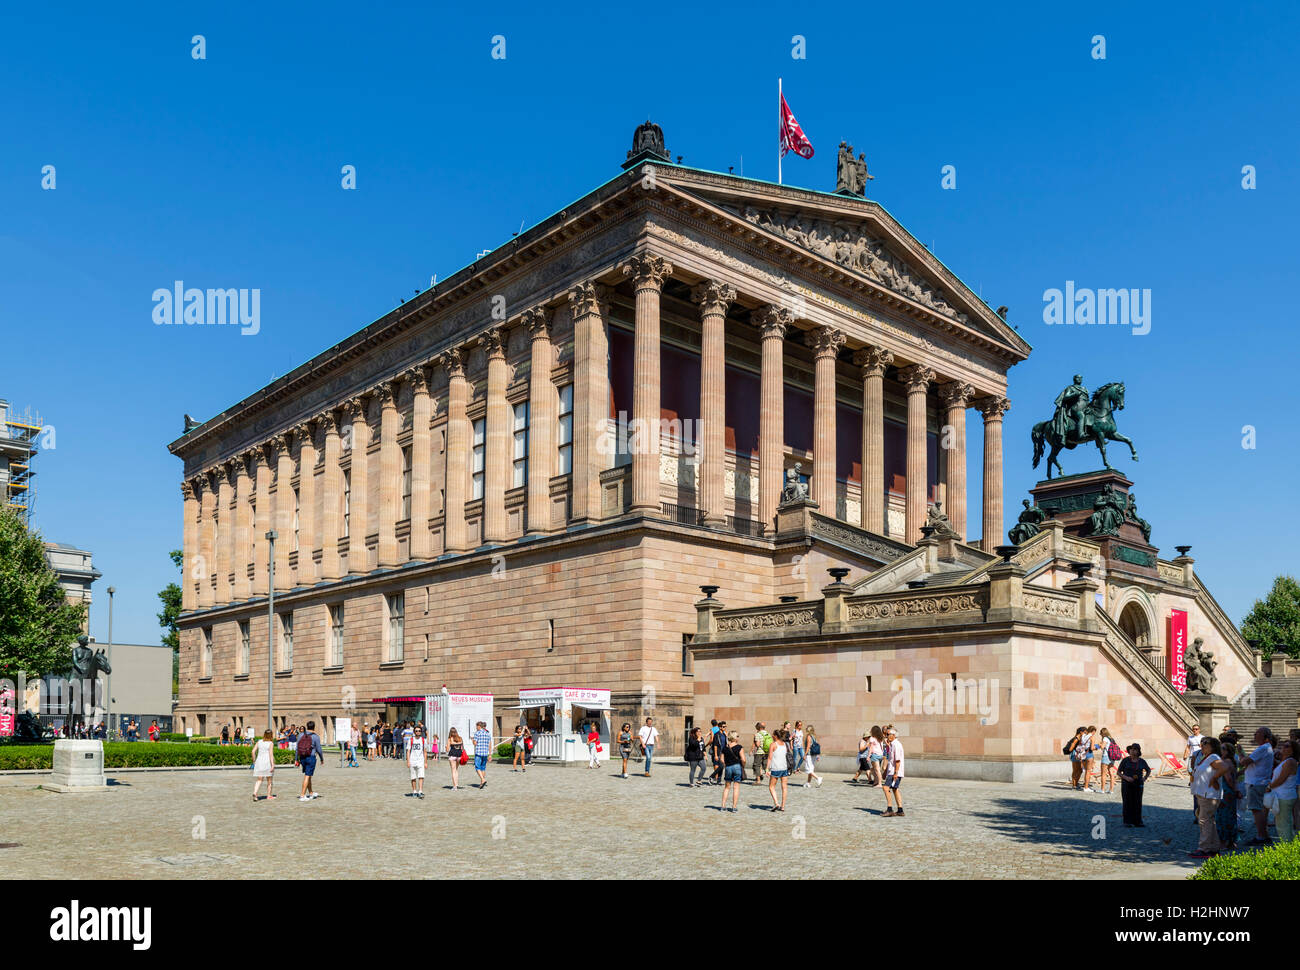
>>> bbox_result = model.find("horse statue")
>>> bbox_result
[1031,381,1138,479]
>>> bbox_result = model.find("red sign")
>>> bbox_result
[0,685,14,738]
[1169,609,1188,693]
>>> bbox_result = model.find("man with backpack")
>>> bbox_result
[297,720,324,802]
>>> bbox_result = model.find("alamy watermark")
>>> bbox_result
[152,281,260,335]
[1042,281,1150,335]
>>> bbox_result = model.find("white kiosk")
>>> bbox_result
[517,687,611,763]
[424,689,494,756]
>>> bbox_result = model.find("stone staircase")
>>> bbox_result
[1229,671,1300,748]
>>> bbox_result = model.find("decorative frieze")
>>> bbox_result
[715,607,820,634]
[1023,591,1079,619]
[846,589,988,622]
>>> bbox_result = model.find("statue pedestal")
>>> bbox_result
[1029,470,1159,579]
[774,497,819,539]
[1184,693,1232,738]
[42,739,110,793]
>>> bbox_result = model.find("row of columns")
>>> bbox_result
[181,250,1011,612]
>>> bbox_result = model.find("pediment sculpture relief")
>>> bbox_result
[737,206,969,325]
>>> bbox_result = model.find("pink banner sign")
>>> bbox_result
[1169,609,1188,693]
[0,685,14,738]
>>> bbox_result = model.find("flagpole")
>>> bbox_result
[778,77,783,185]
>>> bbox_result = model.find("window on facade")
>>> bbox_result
[512,401,529,488]
[342,469,351,538]
[239,620,250,676]
[557,384,573,476]
[401,445,412,520]
[278,611,293,671]
[292,487,300,552]
[471,418,486,500]
[202,627,213,677]
[329,604,344,667]
[386,593,405,662]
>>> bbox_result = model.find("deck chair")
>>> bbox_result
[1157,751,1189,778]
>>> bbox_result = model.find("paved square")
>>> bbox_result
[1,758,1215,879]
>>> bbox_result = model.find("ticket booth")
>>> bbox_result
[516,687,611,763]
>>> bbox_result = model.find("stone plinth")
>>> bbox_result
[44,739,110,792]
[1029,470,1158,579]
[774,497,819,539]
[1185,692,1232,739]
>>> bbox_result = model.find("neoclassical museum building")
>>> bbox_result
[171,124,1256,776]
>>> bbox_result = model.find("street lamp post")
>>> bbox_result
[266,530,277,735]
[105,586,115,738]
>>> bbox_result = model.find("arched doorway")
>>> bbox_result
[1119,601,1151,649]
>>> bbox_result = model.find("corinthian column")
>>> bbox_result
[273,434,294,591]
[197,474,215,607]
[753,305,792,529]
[567,282,611,524]
[214,465,233,605]
[898,364,936,544]
[296,422,318,584]
[318,411,343,581]
[937,381,974,540]
[344,396,372,571]
[977,396,1011,552]
[523,307,555,535]
[233,454,252,599]
[854,345,893,534]
[376,381,400,567]
[622,253,673,516]
[181,481,198,611]
[808,326,846,513]
[252,449,271,592]
[442,350,469,552]
[692,280,735,526]
[407,366,433,559]
[483,328,510,543]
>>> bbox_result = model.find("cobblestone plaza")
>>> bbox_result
[3,758,1210,879]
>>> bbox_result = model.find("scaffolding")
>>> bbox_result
[0,399,41,526]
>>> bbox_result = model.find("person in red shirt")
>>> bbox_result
[585,723,602,769]
[148,720,160,742]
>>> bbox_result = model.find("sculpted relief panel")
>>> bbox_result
[734,206,970,325]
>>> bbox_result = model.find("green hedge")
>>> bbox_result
[496,741,515,759]
[0,741,296,771]
[1191,838,1300,879]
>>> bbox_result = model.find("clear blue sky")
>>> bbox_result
[2,1,1295,645]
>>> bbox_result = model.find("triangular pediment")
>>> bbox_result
[656,168,1030,360]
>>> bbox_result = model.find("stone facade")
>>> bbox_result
[168,142,1031,751]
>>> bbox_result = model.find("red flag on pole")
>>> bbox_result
[779,91,814,160]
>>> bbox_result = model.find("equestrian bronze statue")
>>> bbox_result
[1031,377,1138,479]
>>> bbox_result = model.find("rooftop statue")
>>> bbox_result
[835,141,873,197]
[1030,377,1138,479]
[1087,483,1127,538]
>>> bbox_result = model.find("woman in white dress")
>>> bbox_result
[251,729,276,801]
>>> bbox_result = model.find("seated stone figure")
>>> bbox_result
[1183,637,1218,695]
[1087,484,1126,537]
[780,463,810,504]
[1008,499,1047,545]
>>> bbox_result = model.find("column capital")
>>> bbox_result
[438,347,467,380]
[620,252,673,291]
[853,344,894,377]
[403,363,431,394]
[373,380,398,410]
[266,434,289,460]
[291,420,316,446]
[752,304,794,338]
[211,464,229,486]
[481,326,507,360]
[317,409,342,436]
[976,396,1012,421]
[898,363,937,392]
[937,381,976,409]
[691,280,736,317]
[239,446,264,470]
[521,305,551,341]
[806,325,846,359]
[342,396,370,424]
[567,281,611,320]
[181,479,196,501]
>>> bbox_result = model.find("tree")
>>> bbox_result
[1241,575,1300,660]
[0,507,88,679]
[157,549,182,695]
